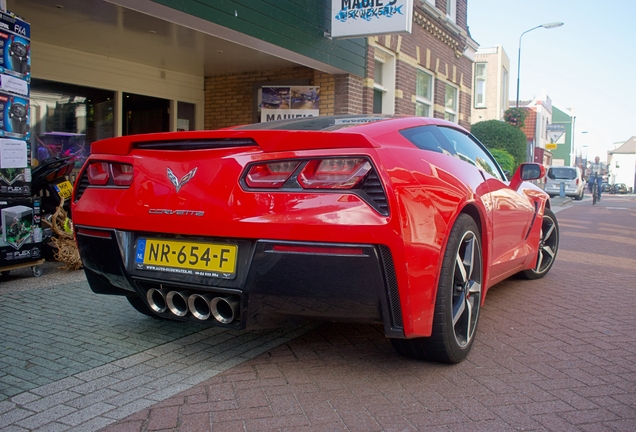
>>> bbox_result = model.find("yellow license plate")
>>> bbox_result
[135,239,237,279]
[54,181,73,199]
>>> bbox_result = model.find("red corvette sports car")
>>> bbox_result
[72,115,559,363]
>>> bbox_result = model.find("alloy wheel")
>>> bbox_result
[452,231,482,347]
[534,213,558,274]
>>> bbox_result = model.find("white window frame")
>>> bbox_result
[373,50,396,115]
[416,68,434,117]
[446,0,457,22]
[445,83,458,123]
[501,67,509,116]
[474,62,486,108]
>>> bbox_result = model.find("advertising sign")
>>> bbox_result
[259,86,320,122]
[331,0,413,39]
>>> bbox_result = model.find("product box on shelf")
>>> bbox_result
[0,196,42,267]
[0,10,30,80]
[0,93,29,139]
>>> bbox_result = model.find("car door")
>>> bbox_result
[437,127,535,281]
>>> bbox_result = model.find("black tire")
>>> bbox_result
[126,295,160,318]
[391,214,482,364]
[519,208,559,280]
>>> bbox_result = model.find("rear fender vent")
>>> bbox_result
[359,171,389,216]
[134,138,258,151]
[379,245,402,329]
[74,170,90,202]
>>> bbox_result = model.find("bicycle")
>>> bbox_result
[589,173,601,205]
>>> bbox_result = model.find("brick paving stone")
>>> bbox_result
[3,198,636,431]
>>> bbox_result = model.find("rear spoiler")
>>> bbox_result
[90,130,378,155]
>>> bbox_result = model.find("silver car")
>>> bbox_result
[544,166,585,200]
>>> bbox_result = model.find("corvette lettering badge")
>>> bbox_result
[167,167,197,192]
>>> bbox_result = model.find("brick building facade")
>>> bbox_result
[205,0,476,131]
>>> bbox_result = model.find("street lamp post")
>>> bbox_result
[515,22,564,108]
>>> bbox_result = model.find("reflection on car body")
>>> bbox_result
[72,115,559,364]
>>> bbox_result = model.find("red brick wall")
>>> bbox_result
[204,67,333,130]
[204,1,472,129]
[363,2,473,129]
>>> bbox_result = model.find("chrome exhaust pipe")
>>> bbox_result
[188,294,213,320]
[166,291,190,317]
[146,288,167,313]
[210,296,240,324]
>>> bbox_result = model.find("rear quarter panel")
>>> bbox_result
[371,136,493,338]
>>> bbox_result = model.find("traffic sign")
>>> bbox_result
[547,124,566,143]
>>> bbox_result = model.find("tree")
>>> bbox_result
[471,120,527,167]
[504,107,529,128]
[489,148,515,174]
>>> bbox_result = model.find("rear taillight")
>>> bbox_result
[245,158,372,190]
[245,161,300,188]
[298,158,371,189]
[111,163,134,186]
[86,162,133,186]
[87,162,110,185]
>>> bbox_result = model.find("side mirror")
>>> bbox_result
[520,163,545,181]
[509,163,545,190]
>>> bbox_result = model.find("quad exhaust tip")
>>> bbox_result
[210,296,239,324]
[147,288,167,313]
[146,288,240,324]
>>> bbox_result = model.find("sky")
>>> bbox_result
[467,0,636,159]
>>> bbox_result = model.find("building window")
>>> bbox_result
[446,0,456,22]
[445,83,458,123]
[501,68,508,116]
[373,51,395,114]
[474,63,486,108]
[416,69,433,117]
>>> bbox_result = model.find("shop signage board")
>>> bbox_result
[331,0,413,38]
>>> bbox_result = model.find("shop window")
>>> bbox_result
[416,69,433,117]
[29,79,115,167]
[474,63,486,108]
[123,93,169,136]
[445,83,458,123]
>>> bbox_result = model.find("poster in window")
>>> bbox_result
[259,86,320,122]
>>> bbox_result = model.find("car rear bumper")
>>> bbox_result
[76,227,405,338]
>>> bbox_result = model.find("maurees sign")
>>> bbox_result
[331,0,413,39]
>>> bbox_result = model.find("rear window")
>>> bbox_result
[234,115,392,131]
[547,167,577,180]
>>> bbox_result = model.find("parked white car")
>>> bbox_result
[544,166,585,200]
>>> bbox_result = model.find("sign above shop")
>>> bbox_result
[330,0,413,39]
